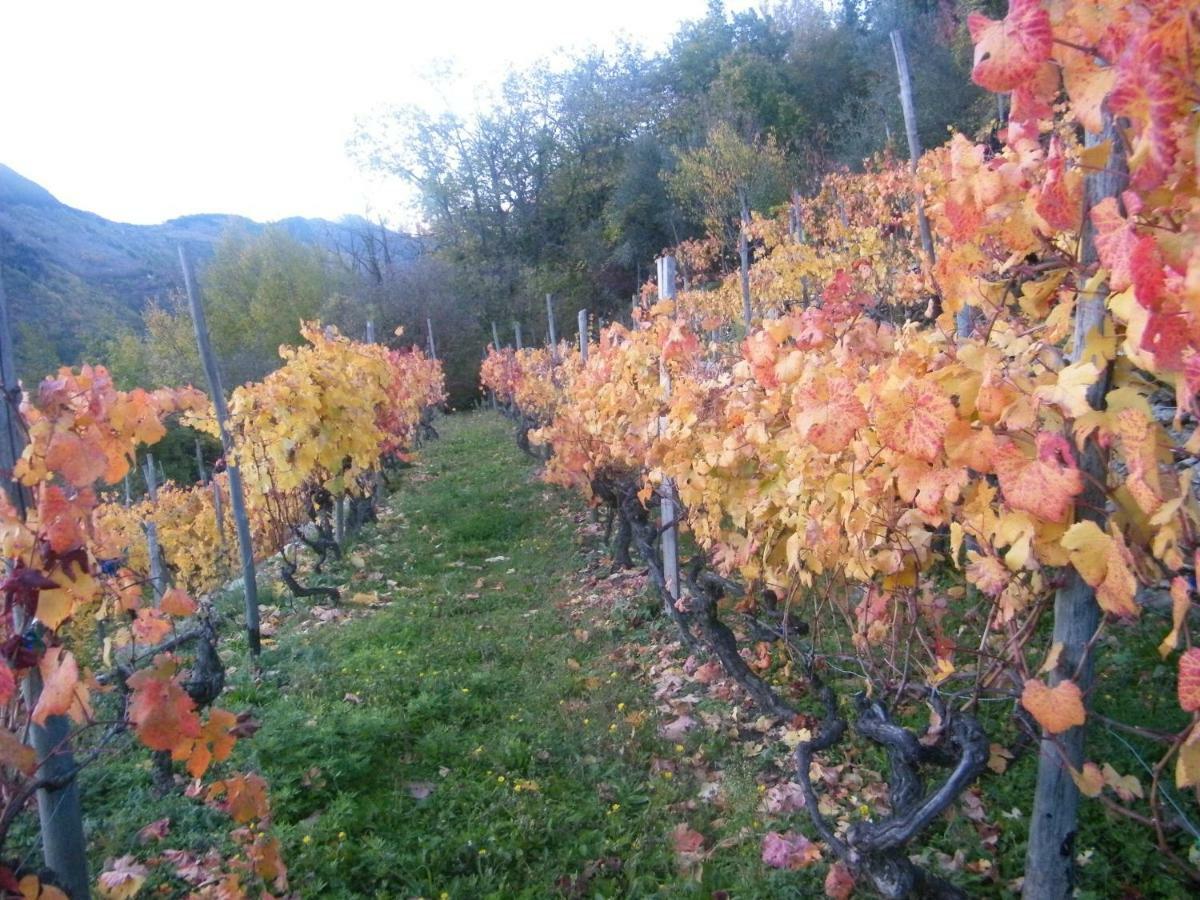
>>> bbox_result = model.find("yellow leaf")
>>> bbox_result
[1070,762,1104,798]
[1158,577,1191,659]
[1034,362,1099,417]
[1038,642,1064,676]
[1175,724,1200,789]
[987,743,1014,775]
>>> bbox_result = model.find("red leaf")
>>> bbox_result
[968,0,1053,92]
[824,860,856,899]
[994,433,1083,523]
[1179,649,1200,713]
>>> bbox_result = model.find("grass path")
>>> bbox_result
[84,412,786,898]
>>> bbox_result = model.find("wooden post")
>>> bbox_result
[179,245,261,658]
[789,189,805,244]
[514,321,524,350]
[426,317,436,358]
[577,309,589,363]
[738,190,752,328]
[123,473,132,507]
[194,438,207,484]
[0,265,91,898]
[213,478,226,552]
[546,294,558,352]
[366,319,376,344]
[656,257,680,603]
[889,30,941,319]
[1022,111,1127,900]
[491,321,501,349]
[143,452,166,602]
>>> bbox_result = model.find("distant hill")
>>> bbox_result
[0,163,419,379]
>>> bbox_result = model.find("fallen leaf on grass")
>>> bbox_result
[660,714,696,741]
[97,856,148,900]
[824,860,856,898]
[671,822,705,855]
[343,692,363,705]
[406,781,436,800]
[136,817,171,844]
[761,831,821,869]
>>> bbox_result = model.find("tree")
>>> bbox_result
[139,227,331,388]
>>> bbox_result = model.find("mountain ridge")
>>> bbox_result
[0,163,417,378]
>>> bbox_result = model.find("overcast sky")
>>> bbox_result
[1,0,758,227]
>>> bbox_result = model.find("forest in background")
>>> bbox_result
[91,0,997,409]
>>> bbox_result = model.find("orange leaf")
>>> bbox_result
[207,773,271,823]
[0,661,16,705]
[1022,678,1086,734]
[32,648,91,726]
[968,0,1053,92]
[791,373,866,454]
[1178,649,1200,713]
[160,588,197,618]
[126,655,201,752]
[43,430,107,488]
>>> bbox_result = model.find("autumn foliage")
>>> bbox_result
[484,0,1199,890]
[0,326,443,895]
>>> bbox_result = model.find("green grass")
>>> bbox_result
[78,412,812,898]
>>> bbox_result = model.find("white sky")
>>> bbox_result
[1,0,758,227]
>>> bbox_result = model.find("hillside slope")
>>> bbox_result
[0,163,418,377]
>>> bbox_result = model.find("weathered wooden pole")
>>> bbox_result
[143,452,166,601]
[514,321,524,351]
[366,319,376,344]
[0,265,91,898]
[213,478,226,552]
[179,245,261,657]
[546,294,558,351]
[426,317,436,359]
[889,30,943,323]
[194,438,207,484]
[1023,111,1127,900]
[577,308,589,363]
[656,256,680,603]
[491,321,501,350]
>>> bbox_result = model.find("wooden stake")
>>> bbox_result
[656,256,680,603]
[143,452,166,601]
[1023,110,1127,900]
[491,321,501,349]
[179,245,261,657]
[0,264,91,898]
[546,294,558,356]
[366,319,376,343]
[194,437,207,484]
[426,317,436,358]
[514,321,523,351]
[889,30,943,322]
[577,308,589,363]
